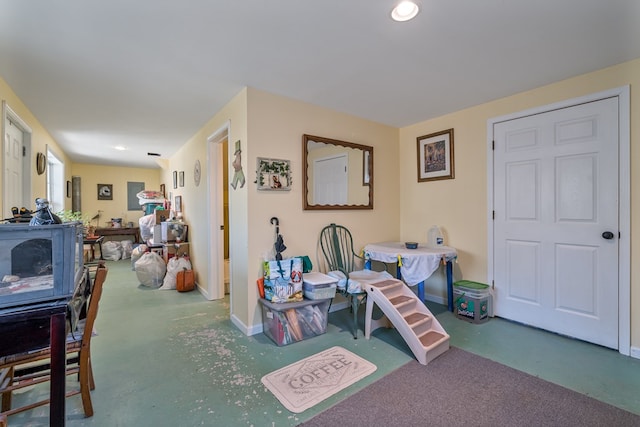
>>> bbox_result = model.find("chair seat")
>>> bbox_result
[328,269,393,294]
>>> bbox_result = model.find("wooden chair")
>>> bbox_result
[319,223,389,338]
[0,263,108,420]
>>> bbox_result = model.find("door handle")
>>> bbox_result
[602,231,615,240]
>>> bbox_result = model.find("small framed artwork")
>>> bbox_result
[417,128,455,182]
[363,151,370,185]
[66,180,72,198]
[179,171,185,187]
[160,183,166,198]
[97,184,113,200]
[174,195,182,213]
[256,158,291,191]
[173,171,178,189]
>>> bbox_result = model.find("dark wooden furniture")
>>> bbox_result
[83,235,104,261]
[0,264,108,424]
[95,227,140,243]
[0,303,67,426]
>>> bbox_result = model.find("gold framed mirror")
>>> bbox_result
[302,134,373,210]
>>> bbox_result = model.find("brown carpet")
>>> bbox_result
[298,347,640,427]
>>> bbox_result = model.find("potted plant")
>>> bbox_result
[56,210,93,236]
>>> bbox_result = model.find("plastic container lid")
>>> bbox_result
[303,272,338,286]
[453,280,489,290]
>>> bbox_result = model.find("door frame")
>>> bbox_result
[206,122,230,302]
[487,86,630,355]
[2,101,33,216]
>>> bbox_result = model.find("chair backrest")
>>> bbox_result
[319,223,357,276]
[81,264,108,345]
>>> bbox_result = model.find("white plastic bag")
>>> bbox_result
[135,252,166,288]
[138,214,156,243]
[121,240,133,259]
[160,257,192,290]
[102,241,123,261]
[131,244,148,270]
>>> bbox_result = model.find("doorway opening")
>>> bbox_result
[207,123,230,304]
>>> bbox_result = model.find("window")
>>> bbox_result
[46,148,65,213]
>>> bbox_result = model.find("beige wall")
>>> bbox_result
[400,58,640,349]
[168,89,249,324]
[244,88,400,330]
[0,77,73,216]
[70,163,161,227]
[166,87,399,333]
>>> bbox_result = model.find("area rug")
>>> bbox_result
[261,346,377,413]
[299,347,640,426]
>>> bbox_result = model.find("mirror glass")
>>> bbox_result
[303,134,373,210]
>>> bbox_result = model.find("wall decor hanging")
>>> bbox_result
[97,184,113,200]
[230,139,246,190]
[179,171,185,187]
[417,128,455,182]
[173,170,178,189]
[257,157,291,191]
[36,152,46,175]
[193,159,201,186]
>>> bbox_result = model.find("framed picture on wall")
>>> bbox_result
[174,195,182,212]
[256,158,291,191]
[97,184,113,200]
[417,128,455,182]
[179,171,185,187]
[173,171,178,189]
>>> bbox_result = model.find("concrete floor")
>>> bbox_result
[6,259,640,426]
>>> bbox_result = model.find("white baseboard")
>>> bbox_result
[630,346,640,359]
[231,313,263,336]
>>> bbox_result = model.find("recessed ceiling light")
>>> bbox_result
[391,1,420,22]
[114,145,127,151]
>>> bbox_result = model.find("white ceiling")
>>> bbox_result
[1,0,638,169]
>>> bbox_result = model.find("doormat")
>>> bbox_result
[261,346,377,413]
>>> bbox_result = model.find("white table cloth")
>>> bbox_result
[363,242,457,286]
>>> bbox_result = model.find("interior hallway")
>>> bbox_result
[6,259,640,426]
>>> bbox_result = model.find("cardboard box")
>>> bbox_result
[154,210,169,225]
[259,298,330,346]
[163,242,190,263]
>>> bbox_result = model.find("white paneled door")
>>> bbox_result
[493,97,619,349]
[4,118,24,217]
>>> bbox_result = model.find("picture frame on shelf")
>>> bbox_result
[417,128,455,182]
